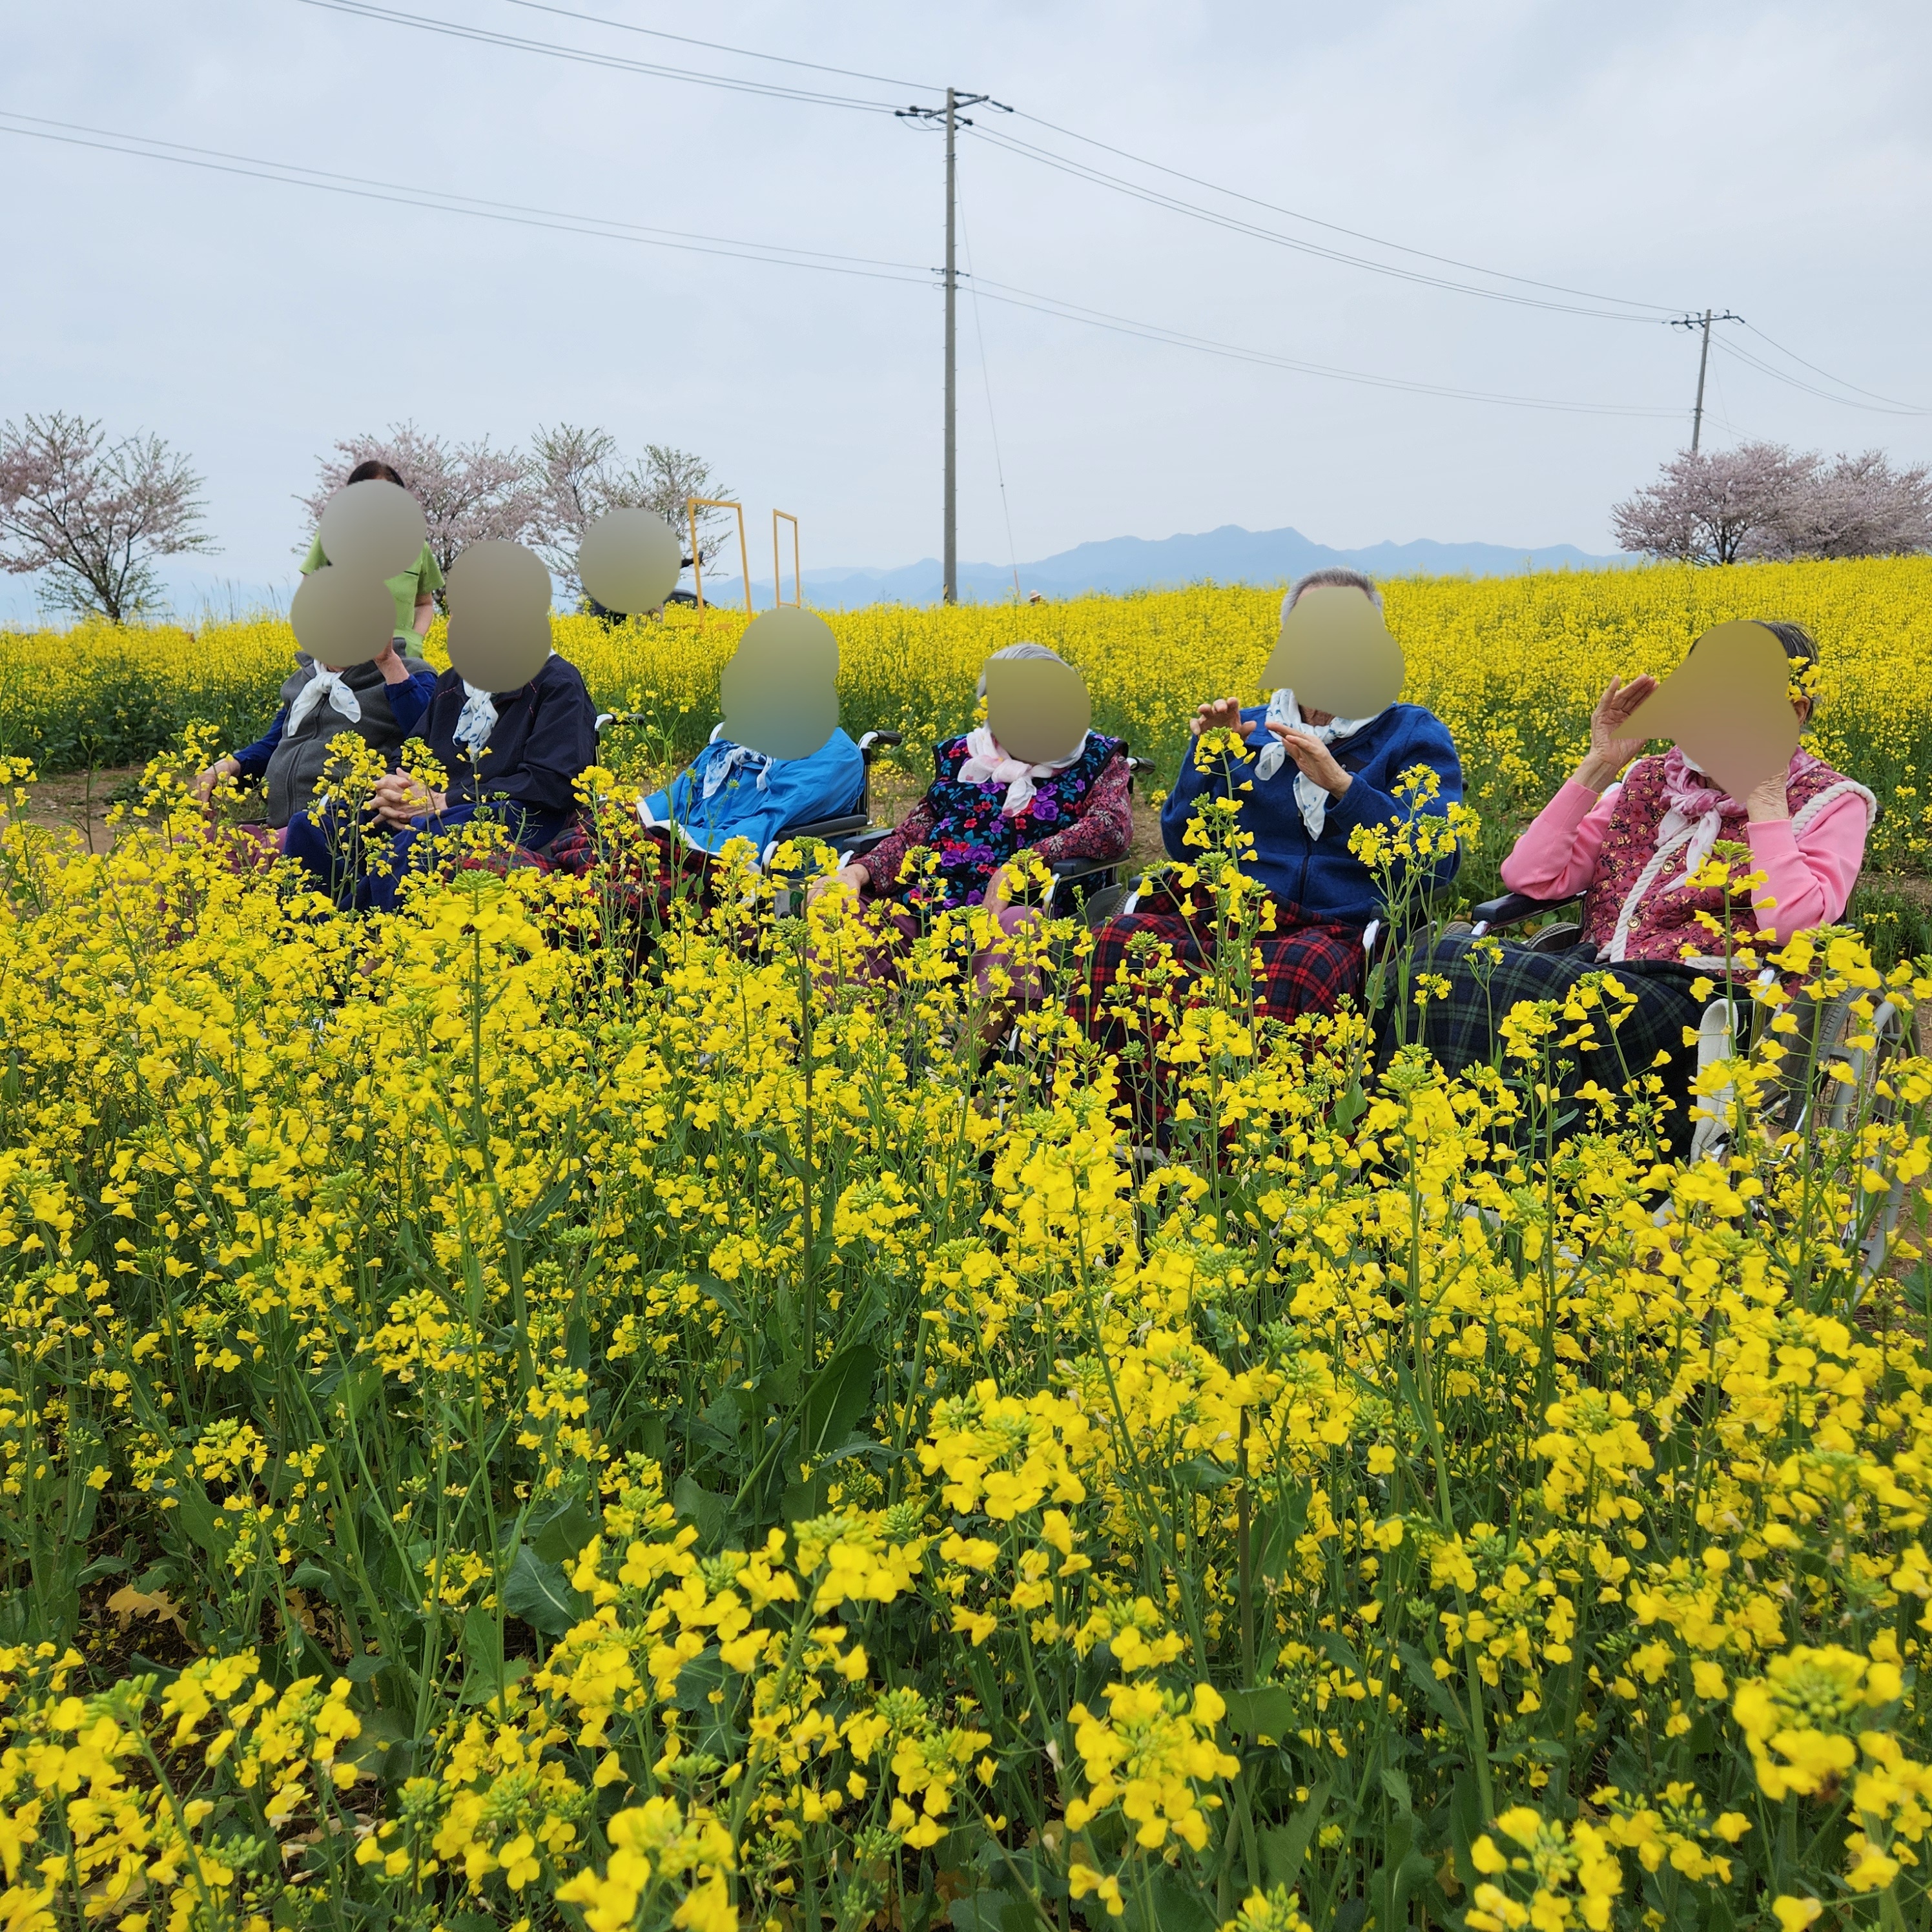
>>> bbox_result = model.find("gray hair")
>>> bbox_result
[976,639,1066,699]
[1282,566,1383,621]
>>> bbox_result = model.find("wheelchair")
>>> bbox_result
[1458,889,1915,1199]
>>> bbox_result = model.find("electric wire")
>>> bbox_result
[497,0,943,94]
[963,276,1685,417]
[970,122,1676,323]
[291,0,907,112]
[0,112,936,282]
[1713,338,1932,418]
[1738,322,1932,414]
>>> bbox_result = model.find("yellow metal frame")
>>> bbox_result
[772,509,801,607]
[689,498,752,617]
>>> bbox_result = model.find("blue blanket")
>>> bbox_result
[641,726,865,856]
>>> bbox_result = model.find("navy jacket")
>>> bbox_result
[1160,701,1463,928]
[422,654,598,817]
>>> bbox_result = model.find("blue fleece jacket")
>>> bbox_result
[1159,701,1463,928]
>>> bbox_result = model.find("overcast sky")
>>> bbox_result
[3,0,1929,618]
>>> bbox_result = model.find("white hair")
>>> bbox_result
[976,639,1065,699]
[1282,566,1383,621]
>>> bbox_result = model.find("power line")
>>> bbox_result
[1714,337,1932,417]
[964,276,1684,417]
[291,0,906,112]
[1000,110,1686,318]
[497,0,944,94]
[965,123,1665,323]
[0,112,934,282]
[1734,323,1932,415]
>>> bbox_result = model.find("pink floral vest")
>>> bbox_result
[1577,752,1870,971]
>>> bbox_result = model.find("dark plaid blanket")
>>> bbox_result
[1399,933,1711,1152]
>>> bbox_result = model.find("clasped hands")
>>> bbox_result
[369,770,447,829]
[1189,697,1352,798]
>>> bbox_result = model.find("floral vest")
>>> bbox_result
[914,732,1125,909]
[1577,751,1873,972]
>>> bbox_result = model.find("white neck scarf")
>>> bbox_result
[286,666,363,734]
[957,724,1089,816]
[454,682,498,760]
[1252,689,1379,839]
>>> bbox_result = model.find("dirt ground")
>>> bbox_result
[19,765,145,853]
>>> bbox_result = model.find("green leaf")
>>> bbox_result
[1260,1780,1330,1888]
[799,1343,879,1463]
[949,1891,1031,1932]
[1381,1763,1414,1816]
[1224,1684,1298,1741]
[1397,1641,1473,1736]
[530,1498,594,1567]
[673,1474,730,1549]
[502,1544,587,1638]
[1142,1865,1216,1932]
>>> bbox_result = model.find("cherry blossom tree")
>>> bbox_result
[1614,442,1932,564]
[1610,442,1815,564]
[1752,449,1932,560]
[0,411,216,622]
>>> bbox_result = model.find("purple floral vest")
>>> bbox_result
[914,733,1125,909]
[1578,752,1868,970]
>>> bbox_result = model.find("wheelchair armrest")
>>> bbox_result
[594,710,650,734]
[858,730,904,757]
[1472,891,1580,933]
[840,826,896,862]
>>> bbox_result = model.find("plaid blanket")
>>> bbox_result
[1079,901,1365,1133]
[1402,933,1709,1151]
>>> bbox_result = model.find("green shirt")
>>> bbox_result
[300,535,445,637]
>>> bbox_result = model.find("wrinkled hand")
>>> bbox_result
[372,769,437,828]
[192,757,239,805]
[1577,675,1658,788]
[1744,769,1791,824]
[1190,697,1248,739]
[980,860,1025,916]
[1266,724,1352,798]
[807,862,869,905]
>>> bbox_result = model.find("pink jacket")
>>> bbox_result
[1500,752,1873,971]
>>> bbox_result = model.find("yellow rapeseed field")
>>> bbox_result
[0,731,1927,1931]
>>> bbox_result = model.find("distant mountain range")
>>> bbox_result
[710,522,1632,610]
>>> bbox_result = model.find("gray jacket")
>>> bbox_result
[265,653,435,827]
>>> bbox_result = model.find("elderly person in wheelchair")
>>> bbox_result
[807,642,1134,999]
[1410,620,1876,1154]
[1083,567,1464,1034]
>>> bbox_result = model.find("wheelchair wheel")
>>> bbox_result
[1815,994,1909,1135]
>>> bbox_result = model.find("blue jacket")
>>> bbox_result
[1160,701,1463,928]
[643,727,865,856]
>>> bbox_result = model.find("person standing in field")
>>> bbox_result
[193,459,439,834]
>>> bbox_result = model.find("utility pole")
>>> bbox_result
[1669,309,1743,453]
[944,88,958,604]
[898,88,1009,604]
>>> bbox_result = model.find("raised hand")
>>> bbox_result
[1190,697,1248,739]
[1577,675,1659,788]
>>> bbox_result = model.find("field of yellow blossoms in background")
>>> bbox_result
[4,558,1931,882]
[0,710,1929,1932]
